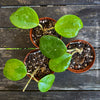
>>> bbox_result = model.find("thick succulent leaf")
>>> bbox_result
[39,35,67,58]
[3,59,27,81]
[49,53,72,72]
[10,6,39,29]
[55,15,83,38]
[38,74,55,92]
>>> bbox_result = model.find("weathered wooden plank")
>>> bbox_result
[0,27,100,48]
[0,0,100,6]
[0,6,100,27]
[0,49,99,70]
[1,67,100,90]
[0,91,100,100]
[0,49,99,69]
[0,28,34,48]
[63,27,100,47]
[0,50,32,69]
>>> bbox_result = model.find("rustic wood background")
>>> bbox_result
[0,0,100,100]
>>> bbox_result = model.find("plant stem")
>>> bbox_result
[44,27,55,32]
[71,51,78,56]
[0,48,35,50]
[27,73,32,76]
[22,74,33,92]
[39,24,44,31]
[27,73,39,82]
[23,66,40,92]
[67,48,83,56]
[67,49,75,52]
[33,77,39,83]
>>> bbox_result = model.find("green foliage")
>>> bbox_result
[49,53,72,72]
[38,74,55,92]
[39,35,67,58]
[10,6,39,29]
[55,15,83,38]
[3,59,27,81]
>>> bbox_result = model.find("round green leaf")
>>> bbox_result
[39,35,67,58]
[55,15,83,38]
[49,53,72,72]
[3,59,27,81]
[10,6,39,29]
[38,74,55,92]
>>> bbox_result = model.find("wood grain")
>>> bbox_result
[0,49,99,69]
[63,27,100,47]
[1,70,100,90]
[0,0,100,99]
[0,0,100,6]
[0,5,100,27]
[0,27,99,48]
[0,91,100,100]
[0,28,34,48]
[0,50,32,69]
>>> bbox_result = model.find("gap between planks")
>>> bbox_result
[1,5,100,8]
[0,90,100,92]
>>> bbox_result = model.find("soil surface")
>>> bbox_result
[32,19,61,46]
[24,50,53,80]
[67,41,94,70]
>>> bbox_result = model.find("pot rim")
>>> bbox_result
[66,39,96,73]
[30,17,61,48]
[23,49,54,81]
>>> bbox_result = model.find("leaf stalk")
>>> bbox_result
[23,66,40,92]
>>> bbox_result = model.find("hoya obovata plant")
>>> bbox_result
[3,6,83,92]
[10,6,83,38]
[3,35,83,92]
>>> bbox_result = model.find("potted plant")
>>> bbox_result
[29,17,61,48]
[3,35,95,92]
[10,6,83,47]
[23,48,54,81]
[67,39,95,73]
[3,6,95,92]
[3,35,71,92]
[38,35,95,73]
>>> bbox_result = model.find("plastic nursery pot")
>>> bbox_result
[24,49,54,81]
[66,40,96,73]
[30,17,62,48]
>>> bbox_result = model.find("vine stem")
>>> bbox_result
[44,27,55,31]
[23,66,40,92]
[27,73,31,75]
[39,24,44,31]
[67,49,75,52]
[67,48,83,56]
[33,77,39,83]
[27,73,39,82]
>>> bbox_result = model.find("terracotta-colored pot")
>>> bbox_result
[66,40,96,73]
[24,49,54,81]
[30,17,62,48]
